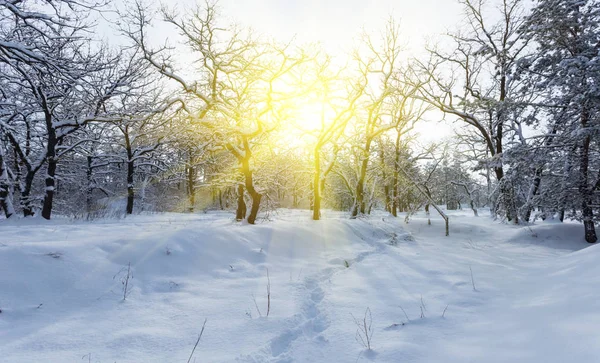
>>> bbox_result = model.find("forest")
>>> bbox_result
[0,0,599,243]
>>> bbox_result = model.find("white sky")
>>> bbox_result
[158,0,464,58]
[106,0,464,143]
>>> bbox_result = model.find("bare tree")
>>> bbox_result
[350,19,424,218]
[127,1,306,223]
[301,54,366,220]
[414,0,530,223]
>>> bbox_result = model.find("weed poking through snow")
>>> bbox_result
[266,268,271,317]
[352,307,374,350]
[251,293,262,317]
[399,305,411,322]
[113,262,133,301]
[470,265,477,292]
[527,226,538,238]
[81,353,91,363]
[249,269,271,318]
[187,318,207,363]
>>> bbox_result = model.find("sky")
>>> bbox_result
[201,0,462,143]
[108,0,464,143]
[215,0,463,55]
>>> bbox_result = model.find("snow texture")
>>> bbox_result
[0,209,597,362]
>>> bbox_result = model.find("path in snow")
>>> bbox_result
[241,216,412,362]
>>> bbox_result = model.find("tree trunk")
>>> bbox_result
[579,108,597,243]
[379,147,390,212]
[86,155,93,217]
[352,139,372,218]
[8,120,36,217]
[424,186,432,215]
[40,91,57,220]
[309,182,314,211]
[126,158,134,215]
[187,162,195,213]
[391,132,401,217]
[313,148,321,220]
[123,129,135,215]
[558,146,576,223]
[248,190,262,224]
[21,170,36,217]
[41,129,57,220]
[495,60,517,223]
[524,167,543,222]
[41,155,56,220]
[236,184,246,220]
[470,200,478,217]
[0,143,14,218]
[242,157,262,224]
[525,124,559,222]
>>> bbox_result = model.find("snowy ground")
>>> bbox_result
[0,209,598,362]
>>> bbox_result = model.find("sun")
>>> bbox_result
[294,101,326,132]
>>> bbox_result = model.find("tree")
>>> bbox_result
[350,19,412,218]
[0,0,131,219]
[415,0,530,223]
[100,56,183,215]
[519,0,600,242]
[128,1,306,224]
[300,54,366,220]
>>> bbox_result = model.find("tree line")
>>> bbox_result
[1,0,599,242]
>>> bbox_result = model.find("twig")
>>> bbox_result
[442,304,449,318]
[351,307,373,350]
[470,265,477,291]
[187,318,207,363]
[113,262,133,301]
[123,262,132,300]
[251,294,262,317]
[399,305,411,322]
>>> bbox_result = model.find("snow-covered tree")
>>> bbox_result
[519,0,600,242]
[0,0,141,219]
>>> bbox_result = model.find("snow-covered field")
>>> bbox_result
[0,210,598,362]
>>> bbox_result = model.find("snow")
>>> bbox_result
[0,209,598,362]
